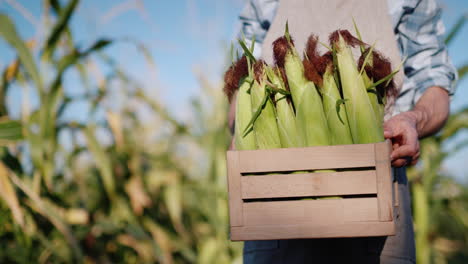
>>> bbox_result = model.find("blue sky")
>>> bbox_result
[0,0,467,180]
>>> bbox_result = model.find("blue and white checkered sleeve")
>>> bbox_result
[236,0,279,59]
[394,0,458,113]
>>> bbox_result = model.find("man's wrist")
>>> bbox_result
[409,86,450,138]
[406,108,428,138]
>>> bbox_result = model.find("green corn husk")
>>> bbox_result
[234,77,256,150]
[321,67,353,145]
[250,68,282,149]
[266,67,299,148]
[283,44,330,147]
[297,82,331,146]
[334,33,383,144]
[362,71,384,137]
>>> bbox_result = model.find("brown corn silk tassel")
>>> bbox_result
[223,56,248,103]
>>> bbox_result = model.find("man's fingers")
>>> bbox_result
[392,158,408,168]
[391,144,418,160]
[390,142,420,167]
[410,151,420,166]
[384,129,393,139]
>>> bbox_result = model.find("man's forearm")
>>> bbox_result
[405,86,450,138]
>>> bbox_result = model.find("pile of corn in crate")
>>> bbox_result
[223,26,401,240]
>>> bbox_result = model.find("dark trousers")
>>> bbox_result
[243,168,415,264]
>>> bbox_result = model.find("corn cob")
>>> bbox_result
[250,61,282,149]
[358,47,397,132]
[330,30,383,144]
[235,77,257,150]
[223,56,256,150]
[266,66,299,148]
[273,36,330,147]
[304,35,353,145]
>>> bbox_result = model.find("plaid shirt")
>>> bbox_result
[238,0,458,114]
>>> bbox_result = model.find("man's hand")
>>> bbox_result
[383,86,450,168]
[384,112,420,167]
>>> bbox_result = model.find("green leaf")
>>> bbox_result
[242,89,269,137]
[250,35,256,54]
[0,119,23,142]
[51,39,112,94]
[367,88,383,104]
[83,125,115,200]
[266,86,290,95]
[318,41,332,52]
[0,60,20,115]
[229,42,235,65]
[335,99,348,125]
[164,183,183,231]
[458,63,468,81]
[265,80,291,95]
[0,147,23,175]
[359,41,376,75]
[331,45,342,93]
[238,38,256,64]
[445,14,467,45]
[43,0,79,59]
[84,39,112,55]
[440,107,468,141]
[48,0,62,14]
[352,17,366,54]
[0,14,42,91]
[274,94,288,104]
[366,57,405,90]
[9,173,83,261]
[0,163,24,227]
[285,20,290,43]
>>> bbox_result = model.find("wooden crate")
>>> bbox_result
[226,140,396,241]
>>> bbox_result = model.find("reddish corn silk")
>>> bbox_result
[329,29,365,49]
[272,36,294,68]
[358,48,398,101]
[223,56,249,103]
[303,34,323,86]
[253,60,267,82]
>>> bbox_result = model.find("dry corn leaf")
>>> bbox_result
[0,162,24,227]
[125,175,152,215]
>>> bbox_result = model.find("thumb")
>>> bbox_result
[384,127,393,139]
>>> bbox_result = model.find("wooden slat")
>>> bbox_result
[230,221,395,241]
[226,151,243,226]
[243,198,379,226]
[375,140,393,221]
[236,143,376,173]
[241,170,377,199]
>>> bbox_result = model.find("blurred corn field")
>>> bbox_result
[407,14,468,264]
[0,0,467,263]
[0,0,241,263]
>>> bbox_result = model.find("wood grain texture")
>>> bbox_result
[243,198,379,226]
[241,170,377,199]
[226,151,243,226]
[231,221,396,241]
[226,140,396,240]
[375,140,393,221]
[236,144,375,173]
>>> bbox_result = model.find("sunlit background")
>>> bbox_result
[0,0,467,263]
